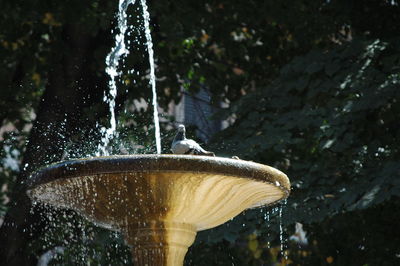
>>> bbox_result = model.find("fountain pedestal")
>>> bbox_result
[27,155,290,265]
[125,221,196,265]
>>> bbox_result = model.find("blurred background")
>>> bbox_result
[0,0,399,265]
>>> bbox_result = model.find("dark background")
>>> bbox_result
[0,0,399,265]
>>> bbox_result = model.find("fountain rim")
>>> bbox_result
[27,154,290,199]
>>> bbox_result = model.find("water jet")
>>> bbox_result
[27,154,290,265]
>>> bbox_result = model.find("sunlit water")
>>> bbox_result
[140,0,161,154]
[23,0,291,264]
[279,199,288,260]
[97,0,161,155]
[263,209,271,248]
[28,1,162,262]
[261,202,287,261]
[97,0,135,156]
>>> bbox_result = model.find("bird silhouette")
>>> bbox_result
[171,125,215,156]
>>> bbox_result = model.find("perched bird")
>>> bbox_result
[171,124,215,156]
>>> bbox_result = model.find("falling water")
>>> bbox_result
[279,199,288,260]
[279,206,284,256]
[140,0,162,154]
[97,0,161,155]
[263,209,271,248]
[97,0,135,156]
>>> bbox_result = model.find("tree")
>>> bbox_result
[210,37,400,265]
[1,0,400,265]
[0,1,116,264]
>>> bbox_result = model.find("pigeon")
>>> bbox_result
[171,125,215,156]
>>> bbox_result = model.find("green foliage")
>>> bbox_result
[151,0,344,103]
[285,199,400,265]
[1,0,400,265]
[205,36,400,264]
[213,37,400,225]
[0,132,24,216]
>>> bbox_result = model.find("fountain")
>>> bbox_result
[27,155,290,265]
[26,1,290,265]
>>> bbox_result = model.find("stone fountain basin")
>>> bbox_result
[27,155,290,231]
[27,155,290,265]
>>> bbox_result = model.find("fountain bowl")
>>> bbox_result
[27,155,290,265]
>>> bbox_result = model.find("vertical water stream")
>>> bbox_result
[140,0,161,154]
[97,0,162,155]
[97,0,135,156]
[279,199,288,260]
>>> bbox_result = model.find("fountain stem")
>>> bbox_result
[124,221,196,266]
